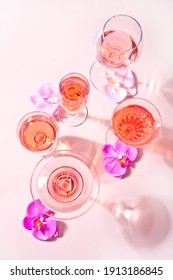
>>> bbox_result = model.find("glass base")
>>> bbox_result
[58,107,88,127]
[105,126,119,144]
[90,61,108,92]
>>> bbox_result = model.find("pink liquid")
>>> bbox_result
[96,30,138,68]
[47,166,84,203]
[112,105,156,146]
[19,114,58,151]
[59,76,89,112]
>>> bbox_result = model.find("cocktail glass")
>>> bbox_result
[30,150,100,220]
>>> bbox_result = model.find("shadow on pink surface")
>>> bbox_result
[148,126,173,168]
[98,196,171,248]
[57,135,105,176]
[57,221,68,238]
[161,78,173,106]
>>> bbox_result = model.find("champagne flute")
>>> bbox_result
[106,98,162,146]
[90,14,143,92]
[30,150,100,220]
[17,111,59,156]
[58,72,90,126]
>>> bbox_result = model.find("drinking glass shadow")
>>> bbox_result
[97,196,171,248]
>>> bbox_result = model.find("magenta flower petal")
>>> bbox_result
[23,217,33,231]
[103,144,118,158]
[102,140,139,178]
[23,199,59,241]
[103,157,127,177]
[114,140,128,155]
[26,199,51,218]
[125,146,138,161]
[32,219,58,241]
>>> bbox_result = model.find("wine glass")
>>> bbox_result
[30,150,100,220]
[90,14,143,92]
[58,72,90,126]
[17,111,59,156]
[106,98,162,147]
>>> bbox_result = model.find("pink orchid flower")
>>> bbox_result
[30,83,61,116]
[23,199,58,241]
[103,67,137,102]
[103,141,138,178]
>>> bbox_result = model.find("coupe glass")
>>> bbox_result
[58,72,90,126]
[106,98,162,146]
[30,150,100,220]
[17,111,59,156]
[90,14,143,91]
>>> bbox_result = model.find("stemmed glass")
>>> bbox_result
[106,98,162,146]
[58,72,90,126]
[17,111,59,156]
[30,150,100,220]
[90,14,143,92]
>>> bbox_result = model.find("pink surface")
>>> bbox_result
[0,0,173,259]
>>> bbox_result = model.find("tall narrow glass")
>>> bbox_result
[58,73,90,126]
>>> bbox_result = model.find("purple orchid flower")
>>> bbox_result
[30,83,61,116]
[103,67,137,103]
[103,141,138,178]
[23,199,58,241]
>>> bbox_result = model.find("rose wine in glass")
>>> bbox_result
[106,98,162,146]
[58,73,90,126]
[96,30,138,68]
[90,15,143,91]
[30,150,100,220]
[17,111,59,155]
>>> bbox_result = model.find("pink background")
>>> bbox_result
[0,0,173,259]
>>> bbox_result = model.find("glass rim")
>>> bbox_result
[111,97,162,146]
[17,110,59,154]
[30,149,100,220]
[102,14,143,53]
[112,97,162,122]
[59,72,90,103]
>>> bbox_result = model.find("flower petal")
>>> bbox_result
[113,140,129,155]
[30,95,43,105]
[113,68,126,84]
[127,85,137,96]
[22,217,33,231]
[125,146,138,161]
[116,87,127,102]
[103,156,127,177]
[102,144,118,158]
[32,219,58,241]
[37,83,54,98]
[103,83,116,99]
[103,84,127,103]
[113,67,134,87]
[121,68,134,87]
[26,199,52,218]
